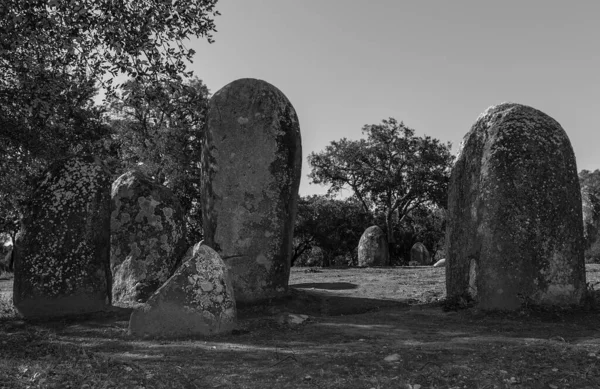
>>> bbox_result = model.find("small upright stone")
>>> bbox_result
[410,242,431,266]
[110,170,187,304]
[446,103,585,310]
[357,226,389,267]
[13,156,111,318]
[201,78,302,303]
[129,243,236,338]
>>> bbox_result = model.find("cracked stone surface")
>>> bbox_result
[129,243,236,338]
[110,170,187,304]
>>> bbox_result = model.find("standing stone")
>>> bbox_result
[201,78,302,303]
[446,103,585,310]
[129,243,236,338]
[410,242,432,266]
[110,170,187,304]
[13,156,111,318]
[357,226,389,267]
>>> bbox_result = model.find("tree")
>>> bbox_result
[0,71,111,244]
[580,169,600,262]
[308,118,453,262]
[1,0,220,107]
[107,77,210,244]
[293,195,373,267]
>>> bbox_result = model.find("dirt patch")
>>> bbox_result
[1,266,600,388]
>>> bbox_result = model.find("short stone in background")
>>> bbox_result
[357,226,389,267]
[129,243,236,338]
[13,156,111,318]
[446,103,585,310]
[433,258,446,268]
[201,78,302,303]
[410,242,432,266]
[111,170,187,304]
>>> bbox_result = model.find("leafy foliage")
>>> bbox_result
[293,195,373,267]
[1,0,220,105]
[0,0,220,241]
[580,169,600,263]
[106,77,210,244]
[308,118,453,261]
[0,72,111,243]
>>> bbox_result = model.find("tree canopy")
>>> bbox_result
[308,118,453,260]
[293,195,373,267]
[1,0,219,101]
[0,1,220,247]
[106,76,210,244]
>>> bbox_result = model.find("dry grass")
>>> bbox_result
[0,266,599,388]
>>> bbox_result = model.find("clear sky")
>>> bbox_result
[188,0,600,196]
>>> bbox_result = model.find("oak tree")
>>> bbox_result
[308,118,453,261]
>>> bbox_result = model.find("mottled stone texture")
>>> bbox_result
[13,156,111,318]
[410,242,431,266]
[201,78,302,303]
[129,243,236,338]
[357,226,389,267]
[446,103,585,310]
[111,170,187,303]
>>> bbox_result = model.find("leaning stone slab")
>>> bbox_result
[357,226,389,267]
[201,78,302,303]
[129,243,236,338]
[13,156,111,318]
[110,170,187,304]
[446,103,586,310]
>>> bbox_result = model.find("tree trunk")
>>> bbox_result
[386,211,395,265]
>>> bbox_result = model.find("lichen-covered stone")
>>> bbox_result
[201,78,302,303]
[13,156,111,318]
[357,226,388,267]
[129,243,236,338]
[446,103,585,310]
[110,170,187,303]
[410,242,431,266]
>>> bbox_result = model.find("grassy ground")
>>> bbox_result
[1,266,600,388]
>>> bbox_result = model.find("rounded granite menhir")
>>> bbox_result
[446,103,586,310]
[357,225,389,267]
[410,242,431,266]
[110,170,188,304]
[201,78,302,303]
[13,156,112,318]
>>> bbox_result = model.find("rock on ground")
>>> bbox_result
[13,156,111,318]
[446,103,585,310]
[129,243,236,338]
[110,170,187,304]
[410,242,432,266]
[357,226,389,267]
[433,258,446,268]
[201,78,302,303]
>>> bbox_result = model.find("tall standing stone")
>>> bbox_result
[110,170,187,304]
[446,103,585,310]
[410,242,431,266]
[357,226,389,267]
[13,156,111,318]
[201,78,302,303]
